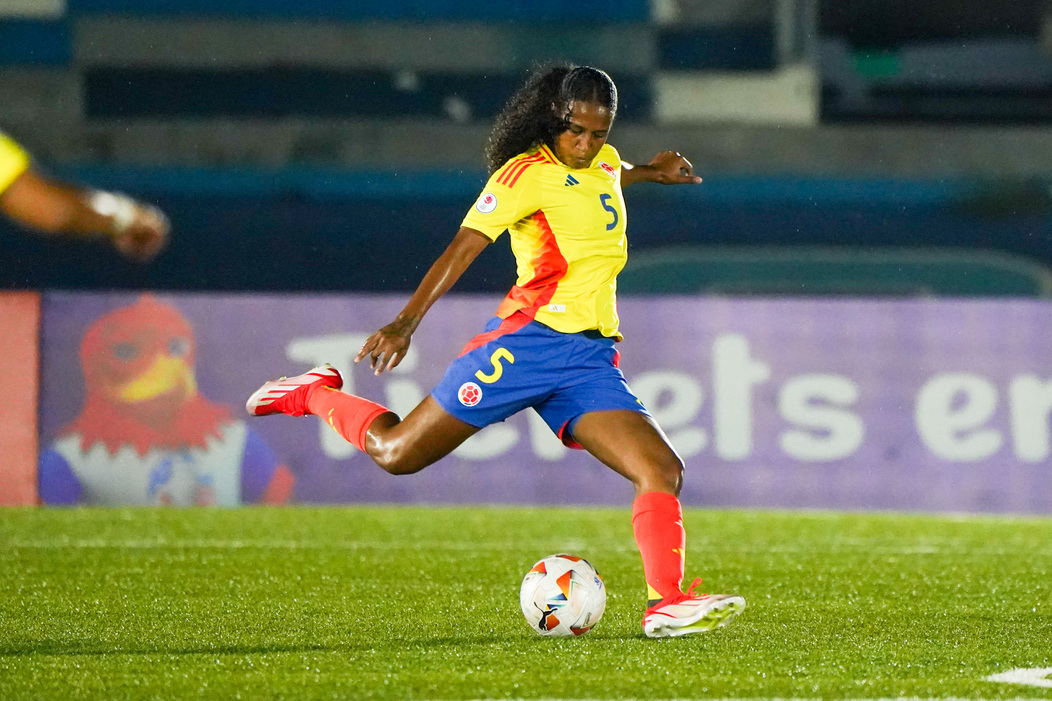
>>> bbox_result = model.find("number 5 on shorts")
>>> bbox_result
[475,348,515,384]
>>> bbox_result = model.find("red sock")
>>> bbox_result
[632,491,686,604]
[306,386,392,452]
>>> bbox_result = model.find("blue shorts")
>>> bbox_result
[432,315,650,448]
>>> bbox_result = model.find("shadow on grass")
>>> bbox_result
[1,629,655,658]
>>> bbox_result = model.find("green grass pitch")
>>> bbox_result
[2,505,1051,700]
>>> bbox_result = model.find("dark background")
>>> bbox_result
[2,0,1050,294]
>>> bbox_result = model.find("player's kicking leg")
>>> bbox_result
[246,364,343,417]
[246,364,478,474]
[246,364,392,456]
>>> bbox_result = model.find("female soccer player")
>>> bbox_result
[247,64,745,638]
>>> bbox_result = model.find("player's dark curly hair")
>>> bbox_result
[485,64,618,174]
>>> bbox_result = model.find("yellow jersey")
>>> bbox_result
[462,143,628,339]
[0,131,30,195]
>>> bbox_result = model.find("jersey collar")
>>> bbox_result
[540,143,608,172]
[538,144,560,165]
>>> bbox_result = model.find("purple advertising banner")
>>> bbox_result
[38,292,1052,513]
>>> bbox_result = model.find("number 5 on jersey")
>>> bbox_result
[475,348,515,384]
[599,193,619,231]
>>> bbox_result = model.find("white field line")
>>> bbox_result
[6,538,515,550]
[4,539,1049,557]
[986,667,1052,687]
[4,538,612,552]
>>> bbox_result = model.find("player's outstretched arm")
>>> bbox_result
[356,226,491,375]
[621,151,703,188]
[0,168,170,262]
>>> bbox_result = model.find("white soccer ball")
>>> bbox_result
[519,554,606,636]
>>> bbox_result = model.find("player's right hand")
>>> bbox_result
[356,318,415,375]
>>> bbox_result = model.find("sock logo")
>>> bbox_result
[458,382,482,406]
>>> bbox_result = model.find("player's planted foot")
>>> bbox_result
[642,579,745,638]
[246,364,343,417]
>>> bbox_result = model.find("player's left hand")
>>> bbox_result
[112,202,170,263]
[646,151,703,185]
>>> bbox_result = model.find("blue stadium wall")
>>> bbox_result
[0,168,1049,293]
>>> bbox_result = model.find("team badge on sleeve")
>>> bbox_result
[458,382,482,406]
[474,192,498,213]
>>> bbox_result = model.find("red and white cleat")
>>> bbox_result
[245,364,343,417]
[642,579,746,638]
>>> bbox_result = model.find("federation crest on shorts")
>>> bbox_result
[458,382,482,406]
[474,192,498,213]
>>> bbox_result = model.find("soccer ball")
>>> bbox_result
[519,554,606,636]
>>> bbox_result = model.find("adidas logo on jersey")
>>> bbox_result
[564,174,579,187]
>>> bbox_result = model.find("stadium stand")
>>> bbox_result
[820,0,1052,123]
[1,0,1050,295]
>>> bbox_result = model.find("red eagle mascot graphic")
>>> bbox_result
[39,295,294,505]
